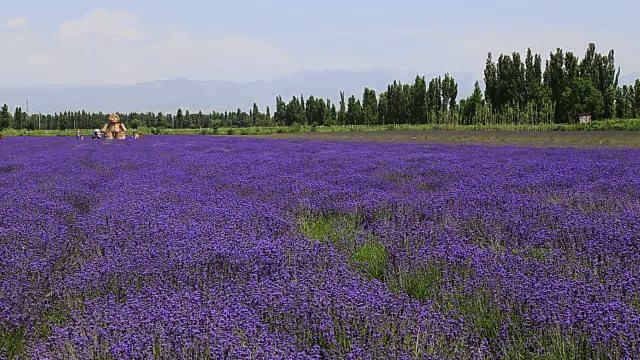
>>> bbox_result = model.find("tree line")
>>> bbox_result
[1,42,640,132]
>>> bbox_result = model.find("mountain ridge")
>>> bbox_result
[0,68,480,114]
[5,69,637,115]
[619,73,640,85]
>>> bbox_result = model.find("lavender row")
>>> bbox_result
[1,136,639,359]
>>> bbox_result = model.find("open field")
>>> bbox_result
[6,127,640,149]
[1,135,640,359]
[251,129,640,148]
[3,117,640,142]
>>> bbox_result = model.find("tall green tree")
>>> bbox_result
[634,80,640,117]
[338,91,347,125]
[326,100,337,126]
[346,95,362,125]
[377,91,388,125]
[411,75,427,124]
[252,103,260,126]
[386,82,402,124]
[496,54,515,108]
[524,48,544,107]
[274,96,286,125]
[544,48,566,122]
[616,85,632,119]
[362,88,378,125]
[305,95,326,126]
[184,110,191,128]
[176,108,184,128]
[510,51,526,108]
[484,52,498,108]
[462,81,484,123]
[285,96,305,126]
[401,83,412,124]
[13,107,24,130]
[0,104,12,130]
[441,73,458,114]
[427,77,442,122]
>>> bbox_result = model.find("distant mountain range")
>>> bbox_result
[619,73,640,86]
[0,69,480,114]
[3,69,637,115]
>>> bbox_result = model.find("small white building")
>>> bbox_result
[578,113,592,124]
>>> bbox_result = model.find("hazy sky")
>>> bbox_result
[2,0,638,85]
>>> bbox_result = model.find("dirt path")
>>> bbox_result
[248,130,640,148]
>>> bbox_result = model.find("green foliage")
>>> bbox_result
[442,73,458,114]
[297,212,362,246]
[362,88,379,125]
[462,81,484,123]
[305,96,326,127]
[351,240,387,281]
[0,104,11,130]
[346,95,362,125]
[426,77,443,122]
[411,76,427,124]
[565,118,640,131]
[284,97,306,126]
[13,107,25,130]
[337,91,346,125]
[1,42,638,132]
[11,120,640,139]
[377,92,388,125]
[484,52,499,108]
[0,327,25,359]
[398,263,443,301]
[457,289,504,349]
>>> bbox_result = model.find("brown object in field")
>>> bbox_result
[101,113,128,139]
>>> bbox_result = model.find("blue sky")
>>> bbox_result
[2,0,638,85]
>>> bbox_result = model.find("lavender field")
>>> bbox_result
[1,135,640,359]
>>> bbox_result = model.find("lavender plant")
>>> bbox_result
[0,136,638,359]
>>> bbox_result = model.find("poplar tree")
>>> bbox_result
[411,75,427,124]
[338,91,347,125]
[0,104,12,130]
[362,88,378,126]
[377,92,388,125]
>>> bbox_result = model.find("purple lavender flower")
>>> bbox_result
[1,136,638,359]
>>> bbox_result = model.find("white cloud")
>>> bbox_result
[4,17,27,29]
[1,8,639,86]
[0,8,301,85]
[141,29,299,80]
[56,8,145,40]
[319,26,640,79]
[442,29,640,79]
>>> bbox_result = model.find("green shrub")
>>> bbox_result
[351,240,387,281]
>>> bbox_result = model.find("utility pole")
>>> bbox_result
[38,113,41,130]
